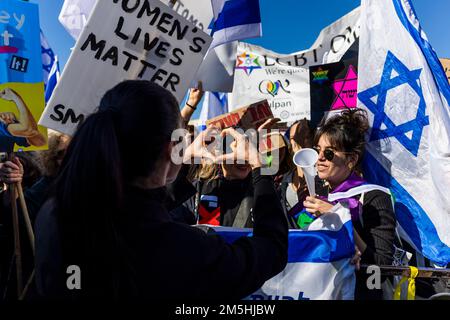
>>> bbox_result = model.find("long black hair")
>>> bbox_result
[54,80,180,299]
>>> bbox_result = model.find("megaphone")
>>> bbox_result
[293,148,318,196]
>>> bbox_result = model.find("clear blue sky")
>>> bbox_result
[31,0,450,70]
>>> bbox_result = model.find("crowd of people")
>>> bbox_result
[0,81,447,300]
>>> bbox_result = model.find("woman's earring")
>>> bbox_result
[348,163,354,170]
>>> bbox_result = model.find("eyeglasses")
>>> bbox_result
[313,147,353,162]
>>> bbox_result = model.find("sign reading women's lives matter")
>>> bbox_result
[39,0,212,136]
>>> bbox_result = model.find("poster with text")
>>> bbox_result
[309,54,358,128]
[40,0,212,135]
[0,0,47,152]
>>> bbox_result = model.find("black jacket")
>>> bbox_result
[34,169,288,300]
[170,174,255,228]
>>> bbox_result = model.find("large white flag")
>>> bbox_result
[58,0,96,40]
[358,0,450,265]
[230,7,361,123]
[213,204,356,300]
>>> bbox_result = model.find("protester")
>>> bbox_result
[34,80,288,300]
[276,119,314,229]
[302,108,397,300]
[173,119,282,228]
[0,152,43,300]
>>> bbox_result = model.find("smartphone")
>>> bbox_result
[314,176,329,198]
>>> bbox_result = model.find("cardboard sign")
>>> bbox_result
[39,0,212,135]
[230,7,361,123]
[259,132,286,154]
[206,100,273,130]
[0,0,47,152]
[309,49,358,128]
[440,58,450,84]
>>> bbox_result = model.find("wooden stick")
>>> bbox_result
[16,183,35,256]
[9,182,23,297]
[19,269,35,301]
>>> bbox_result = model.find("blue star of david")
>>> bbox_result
[358,51,429,157]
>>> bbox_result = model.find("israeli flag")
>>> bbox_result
[58,0,96,40]
[358,0,450,266]
[210,0,262,49]
[213,204,356,300]
[199,92,229,130]
[41,30,60,103]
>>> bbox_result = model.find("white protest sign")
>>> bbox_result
[166,0,237,92]
[40,0,212,135]
[161,0,212,32]
[230,7,360,123]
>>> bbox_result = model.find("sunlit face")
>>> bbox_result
[221,163,252,180]
[315,134,356,188]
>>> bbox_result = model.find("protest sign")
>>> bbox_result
[0,0,47,152]
[166,0,238,92]
[230,7,361,123]
[40,0,212,135]
[440,58,450,84]
[309,54,358,128]
[206,100,272,130]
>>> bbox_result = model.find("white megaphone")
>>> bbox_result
[293,148,319,196]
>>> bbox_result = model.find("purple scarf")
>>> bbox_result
[324,173,367,221]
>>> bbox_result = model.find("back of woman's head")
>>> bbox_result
[53,80,180,298]
[314,108,369,165]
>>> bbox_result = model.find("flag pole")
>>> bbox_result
[7,153,23,298]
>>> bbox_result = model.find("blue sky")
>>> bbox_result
[31,0,450,70]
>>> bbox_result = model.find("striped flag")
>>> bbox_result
[40,30,60,102]
[199,91,229,130]
[212,204,356,300]
[210,0,262,49]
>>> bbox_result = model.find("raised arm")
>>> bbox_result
[180,82,204,128]
[0,88,47,147]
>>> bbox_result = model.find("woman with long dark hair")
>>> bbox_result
[34,80,288,300]
[303,108,397,299]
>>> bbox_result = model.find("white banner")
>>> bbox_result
[40,0,212,135]
[230,7,361,123]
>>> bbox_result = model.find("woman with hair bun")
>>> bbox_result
[303,108,397,300]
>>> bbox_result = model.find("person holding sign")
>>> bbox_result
[34,80,288,300]
[0,88,47,153]
[302,109,397,300]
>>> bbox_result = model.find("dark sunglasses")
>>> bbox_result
[313,147,336,161]
[313,147,353,161]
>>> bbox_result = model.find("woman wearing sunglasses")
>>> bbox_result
[303,108,397,300]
